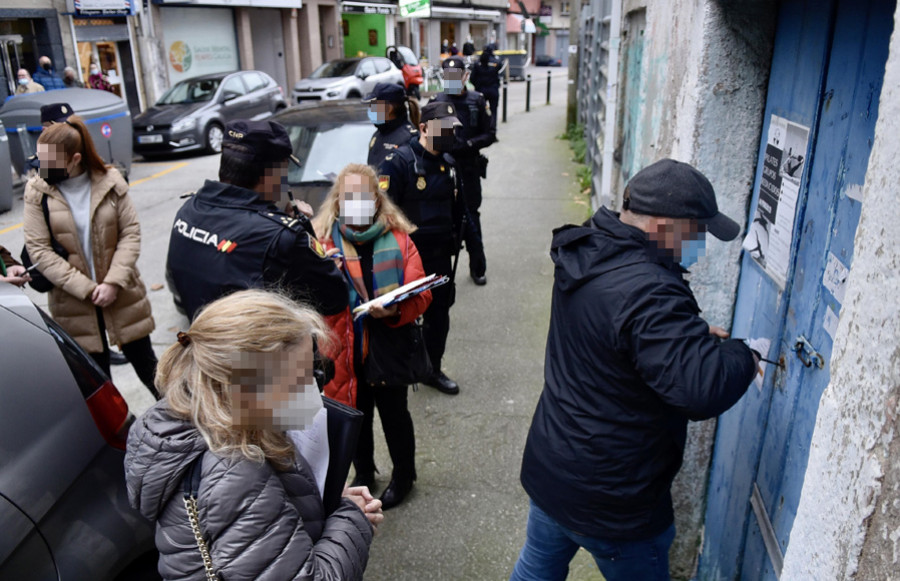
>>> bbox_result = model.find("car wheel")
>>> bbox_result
[346,91,361,99]
[204,123,224,154]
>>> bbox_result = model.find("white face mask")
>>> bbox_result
[90,67,99,75]
[341,199,376,226]
[267,378,323,431]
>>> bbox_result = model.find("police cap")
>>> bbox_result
[363,82,407,104]
[40,102,73,125]
[420,101,463,127]
[441,57,467,72]
[223,119,293,163]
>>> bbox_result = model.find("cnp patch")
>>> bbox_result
[417,176,427,190]
[378,175,390,191]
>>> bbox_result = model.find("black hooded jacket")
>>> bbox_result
[520,207,756,540]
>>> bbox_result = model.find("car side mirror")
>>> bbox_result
[357,71,368,80]
[222,91,240,102]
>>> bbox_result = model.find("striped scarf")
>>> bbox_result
[331,221,404,310]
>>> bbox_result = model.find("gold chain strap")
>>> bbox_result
[183,494,218,581]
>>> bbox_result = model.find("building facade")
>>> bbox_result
[0,0,73,101]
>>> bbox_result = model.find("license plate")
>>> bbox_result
[138,134,163,144]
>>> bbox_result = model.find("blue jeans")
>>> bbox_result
[509,500,675,581]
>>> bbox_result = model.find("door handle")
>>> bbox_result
[793,335,824,369]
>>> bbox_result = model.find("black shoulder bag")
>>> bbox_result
[20,194,69,293]
[364,316,433,387]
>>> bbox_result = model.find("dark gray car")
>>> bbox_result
[0,282,158,580]
[133,70,286,158]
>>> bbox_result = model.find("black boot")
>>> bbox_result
[423,371,459,395]
[379,477,414,510]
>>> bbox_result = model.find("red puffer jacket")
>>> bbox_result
[322,229,432,407]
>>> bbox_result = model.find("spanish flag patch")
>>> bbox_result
[378,175,390,191]
[309,236,327,258]
[217,239,238,253]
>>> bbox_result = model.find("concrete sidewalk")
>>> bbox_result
[362,69,601,580]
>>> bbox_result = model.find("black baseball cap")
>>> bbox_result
[624,158,741,241]
[222,119,295,164]
[441,57,466,71]
[363,83,406,104]
[420,101,462,126]
[40,102,73,124]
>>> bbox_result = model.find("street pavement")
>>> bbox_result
[0,66,604,580]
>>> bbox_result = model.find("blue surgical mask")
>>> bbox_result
[680,236,706,269]
[444,80,464,95]
[18,78,29,86]
[367,109,384,125]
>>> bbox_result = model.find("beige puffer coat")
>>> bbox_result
[23,167,154,352]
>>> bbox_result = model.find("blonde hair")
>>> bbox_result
[156,289,333,471]
[312,163,417,240]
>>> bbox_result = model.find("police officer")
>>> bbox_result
[430,56,496,286]
[24,103,74,174]
[377,101,465,395]
[365,82,420,168]
[470,45,503,132]
[166,119,348,321]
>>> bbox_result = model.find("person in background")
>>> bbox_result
[63,66,84,88]
[462,35,476,57]
[509,159,759,581]
[470,45,503,132]
[365,82,420,168]
[88,64,113,93]
[23,116,160,399]
[16,69,44,94]
[313,163,432,510]
[0,245,30,287]
[33,56,66,91]
[125,289,381,580]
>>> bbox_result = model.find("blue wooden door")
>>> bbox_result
[698,1,894,579]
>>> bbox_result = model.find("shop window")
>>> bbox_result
[368,29,378,46]
[561,1,571,16]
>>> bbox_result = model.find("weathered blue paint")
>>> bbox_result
[698,1,894,579]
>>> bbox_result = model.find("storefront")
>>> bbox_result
[156,6,240,85]
[420,5,503,63]
[341,1,396,58]
[0,7,68,101]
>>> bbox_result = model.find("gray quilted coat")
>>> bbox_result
[125,401,373,580]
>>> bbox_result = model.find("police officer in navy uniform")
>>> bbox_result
[430,56,496,286]
[365,82,420,168]
[377,101,465,395]
[470,45,503,132]
[166,119,348,321]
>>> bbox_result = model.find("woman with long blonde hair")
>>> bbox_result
[23,115,158,398]
[125,289,381,580]
[313,163,432,510]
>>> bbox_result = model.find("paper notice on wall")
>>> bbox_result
[822,252,849,305]
[823,306,840,340]
[742,115,810,288]
[748,337,772,392]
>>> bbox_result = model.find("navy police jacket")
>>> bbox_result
[367,116,418,168]
[430,90,495,160]
[166,180,348,320]
[520,207,756,540]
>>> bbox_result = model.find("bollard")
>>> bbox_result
[526,74,532,112]
[502,82,508,123]
[546,71,551,105]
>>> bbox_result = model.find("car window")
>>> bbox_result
[243,72,267,92]
[158,78,222,104]
[221,76,247,97]
[373,58,391,74]
[358,60,377,78]
[286,123,373,184]
[311,60,359,78]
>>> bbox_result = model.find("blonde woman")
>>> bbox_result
[125,289,381,580]
[312,163,432,510]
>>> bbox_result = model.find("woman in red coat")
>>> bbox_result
[313,163,432,510]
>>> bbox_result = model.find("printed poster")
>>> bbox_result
[742,115,810,288]
[160,7,239,85]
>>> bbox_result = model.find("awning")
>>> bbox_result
[430,6,502,22]
[341,1,396,15]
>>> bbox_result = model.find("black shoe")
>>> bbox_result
[350,471,375,490]
[423,372,459,395]
[471,273,487,286]
[109,350,128,365]
[379,478,414,510]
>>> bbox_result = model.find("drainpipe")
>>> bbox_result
[599,0,622,209]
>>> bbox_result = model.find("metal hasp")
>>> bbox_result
[793,334,824,369]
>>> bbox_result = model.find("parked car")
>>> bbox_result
[535,54,563,67]
[291,57,404,103]
[0,282,158,579]
[132,70,286,158]
[274,100,373,209]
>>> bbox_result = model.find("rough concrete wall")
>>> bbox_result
[623,1,776,578]
[781,6,900,578]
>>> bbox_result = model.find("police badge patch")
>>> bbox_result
[417,176,427,190]
[378,175,390,191]
[308,236,327,258]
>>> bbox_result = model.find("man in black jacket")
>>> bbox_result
[166,119,347,320]
[510,159,759,581]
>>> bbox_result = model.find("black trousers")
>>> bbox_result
[458,166,487,278]
[92,307,160,399]
[417,247,454,373]
[353,365,416,482]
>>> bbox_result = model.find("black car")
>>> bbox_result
[273,100,374,210]
[535,54,563,67]
[133,70,286,158]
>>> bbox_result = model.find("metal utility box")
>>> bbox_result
[0,89,132,180]
[0,120,12,213]
[495,49,528,81]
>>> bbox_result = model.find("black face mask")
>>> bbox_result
[41,62,51,71]
[431,134,454,152]
[41,167,69,185]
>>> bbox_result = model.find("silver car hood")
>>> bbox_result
[293,77,352,91]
